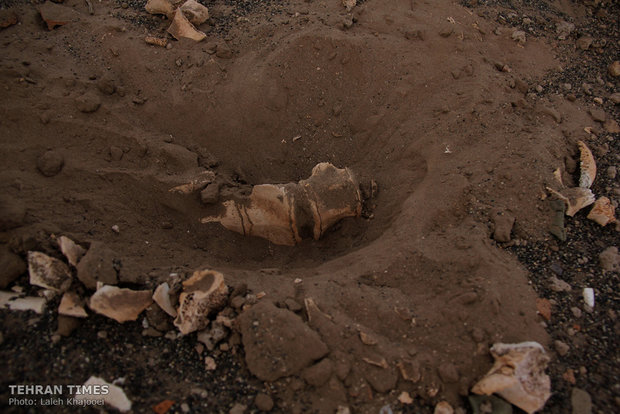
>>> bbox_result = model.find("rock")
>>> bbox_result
[302,358,333,387]
[398,391,413,405]
[284,298,302,312]
[589,108,606,123]
[587,197,616,226]
[202,163,362,246]
[546,187,595,217]
[36,150,64,177]
[609,61,620,78]
[200,183,220,205]
[610,92,620,104]
[76,242,118,290]
[576,36,593,50]
[229,403,247,414]
[57,236,86,267]
[397,359,421,383]
[180,0,209,26]
[577,141,597,189]
[27,251,72,292]
[606,166,617,179]
[168,9,206,42]
[438,362,459,383]
[554,340,569,356]
[468,394,514,414]
[599,247,620,272]
[0,245,26,288]
[58,291,88,318]
[472,342,551,414]
[359,330,378,345]
[603,118,620,133]
[74,376,131,412]
[75,91,101,113]
[571,307,582,318]
[97,76,117,96]
[254,393,274,412]
[174,269,228,334]
[536,298,551,321]
[434,401,454,414]
[145,0,174,18]
[152,282,177,317]
[549,275,571,292]
[0,291,46,313]
[238,301,328,381]
[492,210,515,243]
[571,388,592,414]
[56,315,81,336]
[555,21,574,40]
[582,288,595,308]
[511,30,526,43]
[205,356,217,371]
[38,2,75,30]
[0,10,18,29]
[89,285,152,323]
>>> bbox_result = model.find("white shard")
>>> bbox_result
[89,285,153,323]
[578,141,596,189]
[472,342,551,414]
[583,288,594,308]
[153,282,177,317]
[174,269,228,334]
[58,236,86,267]
[0,291,46,313]
[58,291,88,318]
[74,376,132,412]
[28,251,72,292]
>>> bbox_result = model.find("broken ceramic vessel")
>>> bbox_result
[89,285,153,323]
[202,163,362,246]
[174,269,228,334]
[471,342,551,414]
[153,282,177,317]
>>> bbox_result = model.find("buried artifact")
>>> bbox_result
[201,162,362,246]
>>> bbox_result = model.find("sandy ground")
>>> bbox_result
[0,0,618,413]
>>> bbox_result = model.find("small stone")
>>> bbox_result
[563,369,576,384]
[576,36,593,50]
[599,247,620,272]
[38,2,73,30]
[254,393,274,412]
[398,391,413,405]
[571,307,582,318]
[492,210,515,243]
[434,401,454,414]
[549,275,571,292]
[610,92,620,104]
[571,388,592,414]
[583,288,595,308]
[167,9,206,42]
[536,85,543,93]
[76,242,118,290]
[438,362,459,383]
[152,282,177,317]
[511,30,526,43]
[181,403,190,413]
[230,295,246,309]
[609,61,620,78]
[607,166,617,179]
[111,225,120,234]
[439,25,454,38]
[554,340,569,356]
[58,291,88,318]
[200,183,220,205]
[0,10,18,29]
[604,119,620,133]
[75,91,101,113]
[37,150,64,177]
[205,356,217,371]
[302,358,333,387]
[536,298,551,320]
[587,197,616,226]
[589,108,607,123]
[229,403,246,414]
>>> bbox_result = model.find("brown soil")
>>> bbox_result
[0,0,618,413]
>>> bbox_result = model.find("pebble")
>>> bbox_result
[609,61,620,77]
[75,91,101,113]
[254,393,274,412]
[205,356,217,371]
[492,210,515,242]
[536,85,543,93]
[181,403,190,413]
[229,403,247,414]
[607,166,617,179]
[511,30,526,43]
[571,307,582,318]
[554,340,570,356]
[549,275,571,292]
[610,92,620,104]
[97,330,107,339]
[571,388,592,414]
[583,288,595,308]
[37,150,64,177]
[434,401,454,414]
[589,108,606,122]
[599,247,620,272]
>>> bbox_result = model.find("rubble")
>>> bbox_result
[0,291,46,313]
[58,291,88,318]
[167,9,206,42]
[28,251,72,292]
[89,285,153,323]
[471,342,551,414]
[153,282,177,317]
[74,376,132,412]
[174,270,228,334]
[57,236,86,267]
[587,197,616,226]
[202,163,362,246]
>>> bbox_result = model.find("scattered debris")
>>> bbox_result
[153,282,177,317]
[58,291,88,318]
[201,163,362,246]
[57,236,86,267]
[174,270,228,334]
[0,291,46,313]
[28,251,72,292]
[74,376,132,412]
[471,342,551,414]
[153,399,175,414]
[587,197,616,226]
[89,285,153,323]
